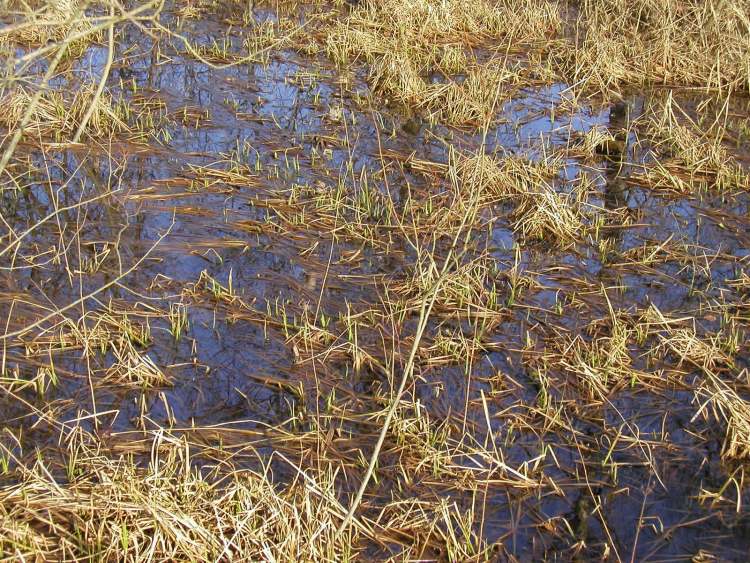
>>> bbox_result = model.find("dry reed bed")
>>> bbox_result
[324,0,561,126]
[551,0,750,94]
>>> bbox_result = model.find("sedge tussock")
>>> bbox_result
[0,88,69,137]
[419,61,523,126]
[23,310,150,356]
[695,373,750,462]
[427,327,486,368]
[103,339,169,388]
[456,152,559,199]
[389,402,456,479]
[373,497,488,560]
[0,83,128,141]
[325,0,561,125]
[642,308,749,461]
[510,187,584,245]
[552,0,750,95]
[457,152,585,245]
[655,328,728,370]
[3,0,91,47]
[549,316,639,398]
[0,432,357,561]
[326,0,560,66]
[641,305,731,370]
[576,125,627,159]
[642,98,749,192]
[18,310,169,390]
[394,253,504,324]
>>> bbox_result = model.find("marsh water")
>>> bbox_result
[3,1,750,560]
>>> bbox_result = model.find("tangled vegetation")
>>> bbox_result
[1,0,750,560]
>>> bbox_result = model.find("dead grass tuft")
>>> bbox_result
[325,0,561,125]
[0,84,128,140]
[642,97,749,191]
[642,305,731,370]
[552,0,750,95]
[3,0,94,49]
[0,431,356,561]
[695,374,750,462]
[457,152,585,245]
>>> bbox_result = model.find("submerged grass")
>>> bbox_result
[1,0,750,560]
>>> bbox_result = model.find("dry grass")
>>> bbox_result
[325,0,560,126]
[2,0,750,560]
[641,97,750,191]
[556,319,636,398]
[0,431,357,561]
[3,0,90,46]
[0,83,128,140]
[642,305,731,370]
[552,0,750,95]
[641,306,750,462]
[695,373,750,462]
[457,152,585,245]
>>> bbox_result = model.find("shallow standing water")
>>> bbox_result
[2,1,750,560]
